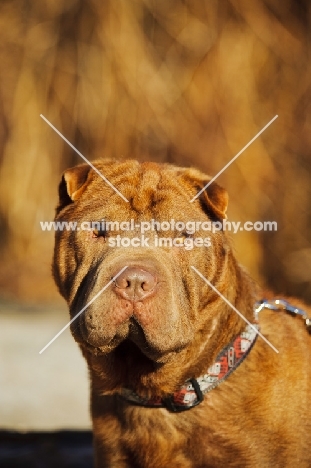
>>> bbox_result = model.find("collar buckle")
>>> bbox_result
[163,378,204,413]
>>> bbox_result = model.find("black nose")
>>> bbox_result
[113,267,157,301]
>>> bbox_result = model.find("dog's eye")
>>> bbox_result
[181,231,193,239]
[174,232,193,244]
[92,229,107,239]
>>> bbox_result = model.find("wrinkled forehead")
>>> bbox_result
[85,165,203,222]
[57,159,228,223]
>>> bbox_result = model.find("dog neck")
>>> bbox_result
[119,322,259,412]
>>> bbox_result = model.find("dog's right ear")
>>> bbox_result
[56,164,92,213]
[179,168,228,221]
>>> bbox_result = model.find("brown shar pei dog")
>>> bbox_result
[53,160,311,468]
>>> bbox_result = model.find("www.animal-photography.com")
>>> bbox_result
[0,2,311,467]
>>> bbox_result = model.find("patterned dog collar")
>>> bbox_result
[120,322,259,412]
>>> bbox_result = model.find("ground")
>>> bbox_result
[0,301,91,430]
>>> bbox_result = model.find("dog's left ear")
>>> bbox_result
[56,163,92,213]
[200,181,228,220]
[181,169,228,220]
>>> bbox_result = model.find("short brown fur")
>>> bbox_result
[53,160,311,467]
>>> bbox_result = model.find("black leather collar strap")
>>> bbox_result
[120,323,259,412]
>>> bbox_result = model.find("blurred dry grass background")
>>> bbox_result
[0,0,311,303]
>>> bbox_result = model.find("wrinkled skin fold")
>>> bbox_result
[53,160,311,468]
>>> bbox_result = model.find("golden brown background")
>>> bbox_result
[0,0,311,305]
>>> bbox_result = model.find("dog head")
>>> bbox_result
[53,160,256,394]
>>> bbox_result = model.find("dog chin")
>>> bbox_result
[84,333,183,365]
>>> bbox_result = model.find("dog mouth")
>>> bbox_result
[81,316,183,364]
[127,318,174,362]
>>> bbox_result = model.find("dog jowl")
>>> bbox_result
[53,160,311,468]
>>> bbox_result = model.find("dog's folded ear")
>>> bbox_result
[181,169,228,220]
[56,164,92,213]
[201,182,228,220]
